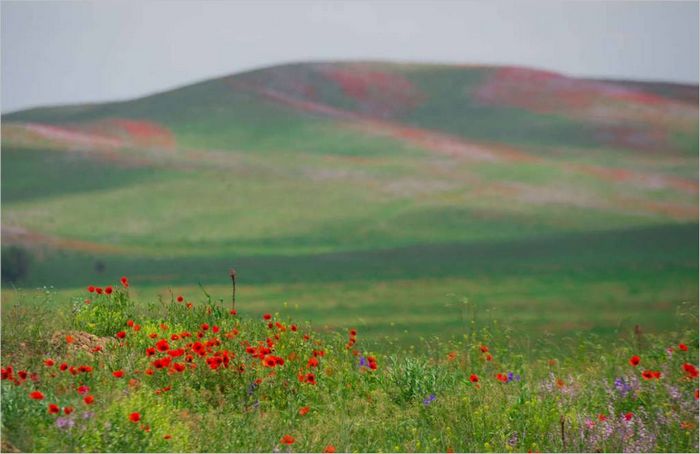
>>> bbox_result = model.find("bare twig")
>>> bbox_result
[560,415,566,451]
[229,268,237,311]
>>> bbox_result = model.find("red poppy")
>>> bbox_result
[229,309,237,316]
[168,348,185,357]
[469,374,479,383]
[145,369,154,376]
[65,335,75,344]
[263,313,272,320]
[96,287,103,295]
[683,363,699,378]
[146,347,156,357]
[64,406,74,415]
[629,355,641,367]
[201,323,209,331]
[83,395,95,405]
[299,406,310,416]
[18,370,28,380]
[280,435,295,445]
[212,325,220,334]
[186,303,193,309]
[129,412,141,423]
[112,370,124,378]
[624,412,633,421]
[156,339,170,352]
[324,445,336,453]
[0,366,13,380]
[308,357,319,368]
[305,372,317,385]
[177,296,184,302]
[349,329,357,337]
[173,363,186,372]
[133,324,141,332]
[290,324,297,332]
[87,285,95,293]
[164,434,172,440]
[485,353,493,362]
[263,356,277,368]
[105,286,113,295]
[120,276,129,288]
[59,363,68,371]
[641,370,654,380]
[116,331,126,339]
[598,414,607,422]
[495,373,507,383]
[127,320,134,327]
[480,345,489,353]
[29,391,44,400]
[679,343,689,352]
[44,359,55,367]
[652,370,662,379]
[48,403,60,414]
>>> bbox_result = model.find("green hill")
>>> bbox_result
[2,61,698,345]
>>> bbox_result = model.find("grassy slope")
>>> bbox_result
[1,62,698,346]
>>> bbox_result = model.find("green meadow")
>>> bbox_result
[2,62,698,348]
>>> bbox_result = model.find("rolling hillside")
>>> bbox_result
[2,61,698,345]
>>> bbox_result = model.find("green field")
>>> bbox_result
[2,62,698,347]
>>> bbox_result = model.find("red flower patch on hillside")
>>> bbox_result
[321,65,424,117]
[474,67,696,152]
[81,119,176,149]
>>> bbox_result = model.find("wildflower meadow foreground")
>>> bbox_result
[1,277,698,453]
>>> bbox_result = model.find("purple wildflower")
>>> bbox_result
[55,417,75,430]
[423,394,436,406]
[614,377,633,397]
[247,381,258,396]
[359,356,368,368]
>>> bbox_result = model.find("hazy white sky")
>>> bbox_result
[1,0,698,113]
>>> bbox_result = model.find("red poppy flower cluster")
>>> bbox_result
[629,355,641,367]
[363,356,378,371]
[480,345,493,361]
[87,285,113,295]
[641,370,662,380]
[346,328,357,349]
[683,363,699,378]
[495,373,508,383]
[262,355,285,368]
[298,372,317,385]
[0,366,40,386]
